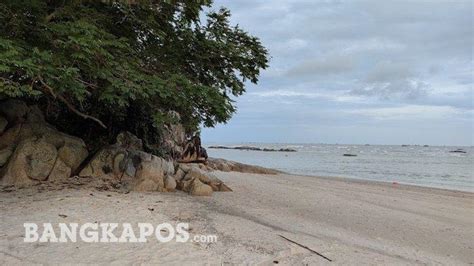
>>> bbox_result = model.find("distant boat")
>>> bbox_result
[343,154,357,157]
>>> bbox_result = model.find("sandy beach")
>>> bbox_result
[1,172,473,265]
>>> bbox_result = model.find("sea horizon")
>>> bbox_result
[204,141,474,148]
[205,142,474,193]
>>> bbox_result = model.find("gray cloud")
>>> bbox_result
[204,0,474,145]
[286,55,355,77]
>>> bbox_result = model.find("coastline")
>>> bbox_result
[288,172,474,194]
[205,143,474,193]
[1,170,473,264]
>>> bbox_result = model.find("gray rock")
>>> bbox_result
[164,176,177,191]
[1,138,57,185]
[58,143,88,173]
[0,101,89,185]
[133,155,165,191]
[116,131,143,150]
[0,99,29,123]
[0,147,13,167]
[189,178,213,196]
[0,116,7,134]
[48,159,72,182]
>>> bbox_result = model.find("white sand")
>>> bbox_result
[1,172,473,265]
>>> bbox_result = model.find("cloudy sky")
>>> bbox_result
[202,0,473,146]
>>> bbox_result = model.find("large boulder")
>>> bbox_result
[79,131,174,192]
[207,157,281,175]
[157,111,186,159]
[0,137,79,186]
[0,100,231,196]
[175,163,232,193]
[164,175,177,191]
[0,100,89,186]
[189,178,213,196]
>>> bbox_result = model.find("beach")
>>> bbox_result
[1,171,473,265]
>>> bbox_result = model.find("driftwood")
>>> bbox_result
[278,234,332,262]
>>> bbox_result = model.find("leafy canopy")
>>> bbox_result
[0,0,268,151]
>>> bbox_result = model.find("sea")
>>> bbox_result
[204,143,474,192]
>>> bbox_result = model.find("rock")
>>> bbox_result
[48,159,72,182]
[79,148,115,177]
[0,101,89,185]
[112,153,126,174]
[209,146,297,152]
[0,116,7,134]
[156,111,186,159]
[0,100,231,196]
[0,103,88,154]
[129,154,167,192]
[164,176,177,191]
[134,155,165,191]
[179,177,195,192]
[176,166,231,193]
[79,132,176,192]
[449,149,466,154]
[218,183,233,192]
[57,143,88,173]
[206,158,281,175]
[185,167,210,183]
[173,168,186,182]
[161,159,175,176]
[116,131,143,150]
[26,139,58,181]
[133,177,163,192]
[1,138,57,185]
[0,99,29,123]
[0,147,13,167]
[189,178,213,196]
[178,163,192,173]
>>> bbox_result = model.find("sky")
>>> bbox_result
[201,0,473,146]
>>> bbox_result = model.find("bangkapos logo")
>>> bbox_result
[23,223,217,243]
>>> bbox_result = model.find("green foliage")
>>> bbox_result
[0,0,268,152]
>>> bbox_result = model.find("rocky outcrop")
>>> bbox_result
[449,149,467,154]
[79,132,232,195]
[208,145,297,152]
[79,132,174,192]
[173,163,233,196]
[0,100,88,186]
[206,158,282,175]
[0,100,233,196]
[157,111,187,159]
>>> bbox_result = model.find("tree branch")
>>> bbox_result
[37,76,107,129]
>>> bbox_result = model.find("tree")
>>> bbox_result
[0,0,268,153]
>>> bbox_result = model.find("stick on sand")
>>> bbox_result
[278,234,332,262]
